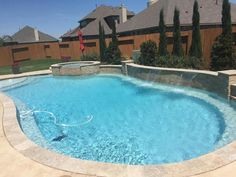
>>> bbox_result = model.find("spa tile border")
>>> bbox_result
[1,70,236,177]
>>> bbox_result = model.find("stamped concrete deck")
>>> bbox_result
[1,70,236,177]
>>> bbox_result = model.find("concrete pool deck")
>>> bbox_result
[1,69,236,177]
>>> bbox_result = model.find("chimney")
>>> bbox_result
[34,28,39,41]
[120,4,127,23]
[147,0,158,7]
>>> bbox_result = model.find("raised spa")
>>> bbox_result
[51,61,100,76]
[1,74,236,165]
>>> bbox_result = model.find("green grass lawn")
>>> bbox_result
[0,59,63,75]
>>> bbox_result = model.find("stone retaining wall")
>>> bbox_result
[123,62,236,99]
[99,65,122,74]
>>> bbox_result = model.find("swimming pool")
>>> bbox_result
[1,74,236,165]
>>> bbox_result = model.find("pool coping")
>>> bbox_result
[51,61,101,68]
[1,71,236,177]
[0,70,51,81]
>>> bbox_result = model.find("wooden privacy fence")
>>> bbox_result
[0,40,97,66]
[0,26,235,67]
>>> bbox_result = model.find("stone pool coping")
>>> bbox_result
[0,70,51,81]
[1,69,236,177]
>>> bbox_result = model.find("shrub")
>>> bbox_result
[210,0,235,70]
[104,42,121,64]
[132,50,141,64]
[80,52,99,61]
[211,35,235,70]
[138,40,158,66]
[156,55,205,69]
[186,56,204,69]
[157,56,186,68]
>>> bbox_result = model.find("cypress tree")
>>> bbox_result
[189,0,202,58]
[211,0,235,70]
[172,8,184,57]
[111,20,118,45]
[222,0,232,36]
[104,20,121,64]
[158,9,168,56]
[98,21,107,63]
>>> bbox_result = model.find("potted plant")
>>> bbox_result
[12,62,20,74]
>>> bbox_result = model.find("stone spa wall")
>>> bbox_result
[51,61,100,76]
[123,62,236,99]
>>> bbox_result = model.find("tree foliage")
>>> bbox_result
[189,0,202,58]
[222,0,232,36]
[0,35,13,46]
[172,8,184,57]
[211,0,235,70]
[98,21,107,63]
[104,20,121,64]
[211,35,235,70]
[158,9,168,56]
[139,40,158,66]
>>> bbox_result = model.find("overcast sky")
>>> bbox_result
[0,0,235,38]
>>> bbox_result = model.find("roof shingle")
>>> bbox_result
[12,26,58,43]
[62,5,135,38]
[117,0,236,33]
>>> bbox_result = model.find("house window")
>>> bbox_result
[12,47,28,53]
[167,36,188,44]
[118,40,134,45]
[84,42,96,47]
[104,16,120,29]
[59,44,69,48]
[80,18,95,28]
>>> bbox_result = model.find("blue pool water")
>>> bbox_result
[1,74,236,165]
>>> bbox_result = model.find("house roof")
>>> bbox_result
[12,26,58,43]
[62,5,135,38]
[117,0,236,33]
